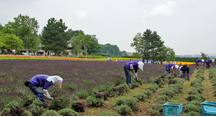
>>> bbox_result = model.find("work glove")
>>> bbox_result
[42,89,53,100]
[130,64,134,70]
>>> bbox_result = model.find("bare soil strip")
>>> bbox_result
[202,69,216,101]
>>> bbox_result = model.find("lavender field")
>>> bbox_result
[0,59,167,107]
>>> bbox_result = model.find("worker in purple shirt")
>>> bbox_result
[164,63,178,76]
[182,64,190,81]
[24,74,63,106]
[124,61,144,85]
[195,59,204,69]
[206,59,215,69]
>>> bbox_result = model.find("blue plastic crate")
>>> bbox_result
[163,102,183,116]
[201,101,216,116]
[203,106,216,116]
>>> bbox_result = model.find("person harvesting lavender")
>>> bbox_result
[206,59,215,69]
[179,65,183,78]
[164,63,178,76]
[182,64,190,81]
[195,59,204,69]
[123,61,144,85]
[24,74,63,106]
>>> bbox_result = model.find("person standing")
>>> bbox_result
[206,59,215,69]
[124,61,144,85]
[24,75,63,106]
[182,64,190,81]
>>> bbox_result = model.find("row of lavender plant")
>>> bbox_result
[209,66,216,96]
[180,66,205,116]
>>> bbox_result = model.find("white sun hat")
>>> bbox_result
[47,75,63,88]
[138,61,144,71]
[202,59,204,62]
[212,59,215,62]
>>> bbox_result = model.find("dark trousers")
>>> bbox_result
[182,66,190,74]
[29,83,46,102]
[124,65,131,85]
[164,65,170,76]
[29,83,41,95]
[195,61,199,69]
[206,62,210,69]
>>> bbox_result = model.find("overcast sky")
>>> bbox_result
[0,0,216,55]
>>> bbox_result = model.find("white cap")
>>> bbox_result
[202,59,204,62]
[138,61,144,71]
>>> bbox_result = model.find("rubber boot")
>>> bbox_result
[182,73,185,78]
[196,66,199,69]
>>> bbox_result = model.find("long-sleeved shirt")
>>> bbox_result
[196,59,202,62]
[30,75,52,89]
[125,62,139,73]
[180,66,183,71]
[206,59,213,63]
[166,63,175,69]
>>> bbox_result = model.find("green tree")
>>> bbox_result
[67,29,84,37]
[4,14,39,50]
[165,47,175,62]
[100,43,120,55]
[0,32,23,51]
[87,35,101,55]
[131,29,152,62]
[41,18,70,55]
[200,52,209,63]
[130,33,145,59]
[0,24,4,31]
[70,34,91,57]
[0,32,5,48]
[131,29,167,63]
[149,31,164,62]
[142,29,152,63]
[157,46,175,64]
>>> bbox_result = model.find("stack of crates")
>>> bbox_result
[201,101,216,116]
[163,102,183,116]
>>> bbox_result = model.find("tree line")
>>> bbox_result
[0,14,127,56]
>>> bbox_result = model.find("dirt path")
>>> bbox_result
[167,69,198,103]
[131,84,168,116]
[202,69,216,101]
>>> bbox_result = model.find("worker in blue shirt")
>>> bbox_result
[124,61,144,85]
[206,59,215,69]
[24,74,63,106]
